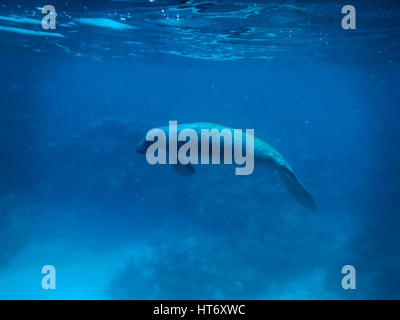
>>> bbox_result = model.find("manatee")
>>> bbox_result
[137,122,316,210]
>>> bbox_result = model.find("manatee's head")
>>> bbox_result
[136,128,166,154]
[136,138,151,154]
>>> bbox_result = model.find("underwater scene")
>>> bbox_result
[0,0,399,299]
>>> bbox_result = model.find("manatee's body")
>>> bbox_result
[137,122,316,210]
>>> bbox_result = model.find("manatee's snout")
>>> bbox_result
[136,140,148,154]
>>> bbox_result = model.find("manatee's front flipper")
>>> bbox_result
[278,166,317,210]
[174,163,196,176]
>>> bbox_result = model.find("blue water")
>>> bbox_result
[0,0,399,299]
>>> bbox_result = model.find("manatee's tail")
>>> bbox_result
[278,166,317,210]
